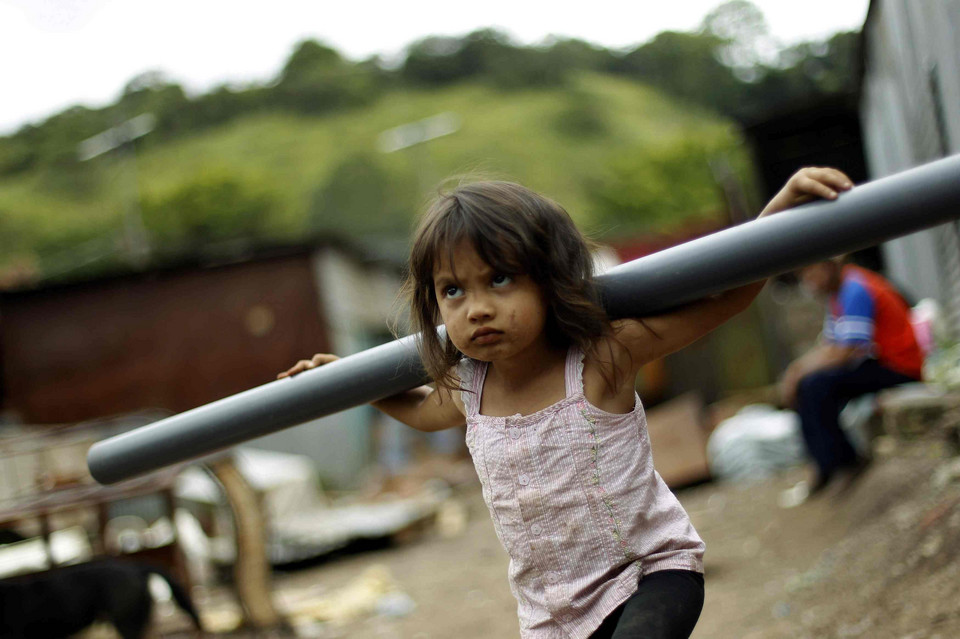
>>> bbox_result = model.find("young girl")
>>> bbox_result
[281,168,852,638]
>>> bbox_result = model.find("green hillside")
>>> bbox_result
[0,71,752,283]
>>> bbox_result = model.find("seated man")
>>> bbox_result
[781,258,923,494]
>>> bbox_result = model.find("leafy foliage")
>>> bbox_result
[0,1,860,177]
[141,169,275,248]
[0,0,862,283]
[588,140,732,233]
[402,29,568,89]
[552,89,608,139]
[309,153,414,236]
[270,40,386,114]
[612,30,744,115]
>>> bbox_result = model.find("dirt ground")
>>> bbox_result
[161,440,960,639]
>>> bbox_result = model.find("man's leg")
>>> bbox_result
[797,359,917,484]
[797,370,850,485]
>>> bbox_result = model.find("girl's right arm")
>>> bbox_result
[372,384,466,432]
[278,353,465,432]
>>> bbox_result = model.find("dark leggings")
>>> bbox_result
[797,358,916,479]
[589,570,704,639]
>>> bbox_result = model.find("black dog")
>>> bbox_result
[0,528,26,545]
[0,558,203,639]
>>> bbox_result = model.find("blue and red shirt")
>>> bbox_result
[823,265,923,379]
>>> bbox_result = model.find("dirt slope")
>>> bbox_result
[179,446,960,638]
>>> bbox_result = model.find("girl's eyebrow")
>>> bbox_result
[433,274,456,288]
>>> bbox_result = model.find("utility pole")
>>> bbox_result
[78,113,155,267]
[378,112,460,195]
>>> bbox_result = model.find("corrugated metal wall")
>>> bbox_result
[0,254,330,424]
[861,1,960,337]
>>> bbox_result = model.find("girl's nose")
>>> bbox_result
[467,295,495,322]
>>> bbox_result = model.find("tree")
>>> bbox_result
[271,39,383,114]
[553,90,607,138]
[613,31,743,114]
[543,37,618,73]
[309,153,411,236]
[141,170,276,248]
[701,0,777,81]
[588,141,729,233]
[279,40,343,83]
[401,29,567,89]
[402,34,479,85]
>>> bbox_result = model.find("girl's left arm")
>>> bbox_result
[614,167,853,370]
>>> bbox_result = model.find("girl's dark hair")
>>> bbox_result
[404,180,612,389]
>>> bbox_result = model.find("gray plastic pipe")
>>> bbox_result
[89,154,960,484]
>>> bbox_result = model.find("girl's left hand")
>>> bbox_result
[760,167,854,217]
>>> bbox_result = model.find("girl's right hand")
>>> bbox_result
[277,353,341,379]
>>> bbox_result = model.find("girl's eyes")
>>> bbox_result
[442,285,463,299]
[491,274,512,288]
[439,274,512,299]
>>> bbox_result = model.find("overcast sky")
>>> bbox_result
[0,0,870,135]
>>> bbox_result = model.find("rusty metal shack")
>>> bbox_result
[1,246,334,424]
[0,240,403,590]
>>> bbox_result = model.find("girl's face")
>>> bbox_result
[432,239,550,364]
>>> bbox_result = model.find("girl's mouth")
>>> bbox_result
[471,328,503,344]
